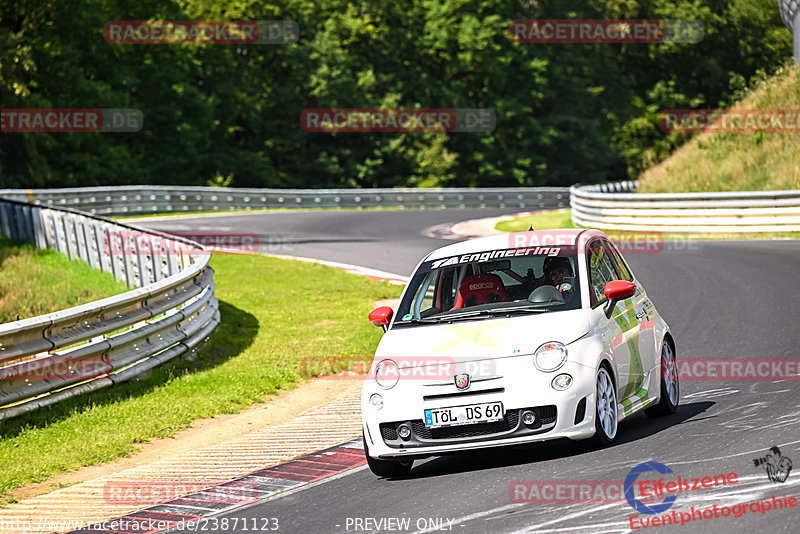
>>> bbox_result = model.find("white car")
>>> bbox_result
[361,229,678,477]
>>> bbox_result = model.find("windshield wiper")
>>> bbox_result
[398,317,445,325]
[436,306,551,322]
[398,306,552,326]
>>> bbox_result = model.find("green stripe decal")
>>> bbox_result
[613,299,644,400]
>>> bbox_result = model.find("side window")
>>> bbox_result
[410,270,438,317]
[587,240,620,307]
[609,246,633,282]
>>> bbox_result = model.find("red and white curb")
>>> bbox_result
[68,439,366,534]
[425,211,539,240]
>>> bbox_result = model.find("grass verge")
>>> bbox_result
[494,209,800,239]
[494,209,575,233]
[638,66,800,193]
[0,237,128,323]
[0,253,403,502]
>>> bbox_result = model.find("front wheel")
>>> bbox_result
[645,339,679,417]
[594,366,618,445]
[363,433,413,477]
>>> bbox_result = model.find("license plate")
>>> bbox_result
[424,402,504,428]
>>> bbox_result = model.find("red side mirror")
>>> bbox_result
[369,306,394,327]
[604,280,636,301]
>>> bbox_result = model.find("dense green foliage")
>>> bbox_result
[0,0,791,189]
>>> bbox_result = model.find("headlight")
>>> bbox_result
[551,373,573,390]
[375,359,399,389]
[369,393,384,409]
[533,342,567,372]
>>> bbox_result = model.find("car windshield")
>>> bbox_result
[394,246,581,326]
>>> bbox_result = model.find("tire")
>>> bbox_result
[363,433,413,478]
[594,366,618,445]
[645,339,679,417]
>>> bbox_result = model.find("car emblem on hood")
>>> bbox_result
[454,373,470,390]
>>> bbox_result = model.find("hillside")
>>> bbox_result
[638,66,800,193]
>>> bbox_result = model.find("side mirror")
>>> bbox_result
[368,306,394,332]
[602,280,636,318]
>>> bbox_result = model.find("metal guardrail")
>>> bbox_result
[571,181,800,232]
[0,199,219,420]
[0,186,570,216]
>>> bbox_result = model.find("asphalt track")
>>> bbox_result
[142,210,800,534]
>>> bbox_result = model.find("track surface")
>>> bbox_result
[143,211,800,534]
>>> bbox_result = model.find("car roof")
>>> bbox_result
[424,228,607,261]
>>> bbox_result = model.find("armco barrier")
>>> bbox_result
[0,198,218,420]
[0,186,570,216]
[571,181,800,233]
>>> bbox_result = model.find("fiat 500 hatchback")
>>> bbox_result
[361,229,678,477]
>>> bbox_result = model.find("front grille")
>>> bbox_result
[380,406,557,446]
[538,405,557,425]
[412,409,520,440]
[380,424,397,441]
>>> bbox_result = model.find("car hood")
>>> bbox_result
[376,309,591,366]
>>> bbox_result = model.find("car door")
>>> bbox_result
[608,244,658,383]
[586,238,641,406]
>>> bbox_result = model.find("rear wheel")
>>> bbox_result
[645,339,679,417]
[594,366,618,445]
[363,433,413,477]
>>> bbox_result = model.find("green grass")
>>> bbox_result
[0,237,129,323]
[494,209,800,239]
[494,209,575,233]
[638,65,800,193]
[0,253,403,502]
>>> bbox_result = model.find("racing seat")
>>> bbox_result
[452,274,507,309]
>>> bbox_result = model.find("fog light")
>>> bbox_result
[552,373,573,391]
[522,410,536,425]
[398,424,411,440]
[369,393,384,409]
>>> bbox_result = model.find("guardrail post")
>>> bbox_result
[53,213,68,256]
[30,207,47,248]
[93,223,110,273]
[0,202,11,238]
[65,215,79,260]
[75,216,89,263]
[20,204,34,242]
[12,204,25,240]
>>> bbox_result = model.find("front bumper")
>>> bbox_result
[361,355,598,459]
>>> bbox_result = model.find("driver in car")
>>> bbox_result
[522,256,575,298]
[543,257,574,293]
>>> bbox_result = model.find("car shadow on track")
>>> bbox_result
[392,401,714,480]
